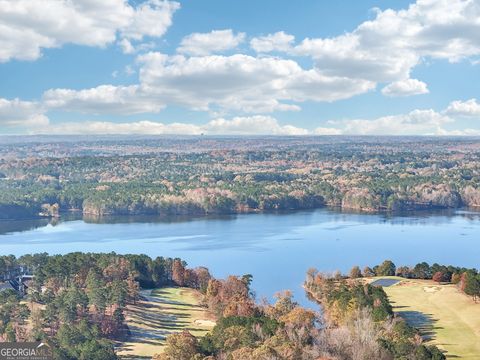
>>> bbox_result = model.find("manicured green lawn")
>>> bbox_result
[383,279,480,359]
[117,287,215,358]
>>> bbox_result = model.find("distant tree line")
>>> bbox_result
[2,138,480,219]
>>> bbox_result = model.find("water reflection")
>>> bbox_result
[0,208,479,306]
[2,207,479,236]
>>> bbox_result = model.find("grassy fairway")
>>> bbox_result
[384,279,480,359]
[117,287,215,359]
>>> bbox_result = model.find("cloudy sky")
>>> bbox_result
[0,0,479,135]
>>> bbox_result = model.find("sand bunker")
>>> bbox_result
[194,319,216,327]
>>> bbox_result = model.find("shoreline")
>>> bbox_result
[2,203,479,223]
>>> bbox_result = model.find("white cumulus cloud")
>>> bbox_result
[0,0,179,62]
[177,29,246,56]
[136,52,374,113]
[18,100,480,136]
[204,116,308,135]
[444,98,480,117]
[250,31,295,53]
[381,79,429,97]
[342,109,453,135]
[0,98,49,127]
[313,127,343,135]
[31,115,309,136]
[291,0,480,88]
[2,0,480,136]
[43,85,164,115]
[40,120,201,135]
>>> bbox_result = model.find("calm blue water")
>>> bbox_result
[0,209,479,306]
[370,279,400,287]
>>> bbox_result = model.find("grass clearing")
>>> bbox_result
[117,287,215,359]
[383,278,480,359]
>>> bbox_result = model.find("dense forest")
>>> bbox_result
[0,252,209,359]
[1,136,480,219]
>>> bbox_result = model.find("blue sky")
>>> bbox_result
[0,0,479,135]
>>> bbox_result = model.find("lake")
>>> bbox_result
[1,208,479,306]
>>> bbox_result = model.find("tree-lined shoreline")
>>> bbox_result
[4,252,474,359]
[1,137,480,220]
